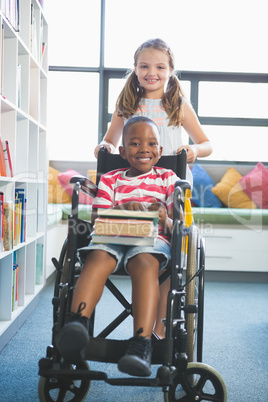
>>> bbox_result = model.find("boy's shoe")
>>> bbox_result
[118,328,152,377]
[55,302,90,363]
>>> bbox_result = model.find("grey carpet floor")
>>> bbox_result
[0,276,268,401]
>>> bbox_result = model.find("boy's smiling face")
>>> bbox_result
[119,120,163,177]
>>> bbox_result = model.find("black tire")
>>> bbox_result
[185,225,199,363]
[197,237,205,362]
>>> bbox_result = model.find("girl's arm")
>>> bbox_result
[177,102,213,163]
[94,112,124,158]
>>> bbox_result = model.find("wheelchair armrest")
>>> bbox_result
[175,179,191,193]
[70,175,98,198]
[173,179,192,221]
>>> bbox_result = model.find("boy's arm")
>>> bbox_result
[91,208,98,225]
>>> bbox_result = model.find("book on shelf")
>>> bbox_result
[91,229,158,247]
[13,198,20,246]
[95,217,156,237]
[2,140,13,177]
[3,201,13,251]
[41,41,47,65]
[0,138,7,176]
[0,196,3,251]
[37,0,45,9]
[12,263,18,311]
[2,0,20,31]
[1,24,4,96]
[30,3,38,59]
[97,208,159,224]
[15,188,26,243]
[39,14,44,62]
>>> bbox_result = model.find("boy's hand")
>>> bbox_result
[148,200,174,236]
[148,200,167,227]
[148,199,173,235]
[114,201,146,211]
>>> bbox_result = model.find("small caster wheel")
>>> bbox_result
[38,360,91,402]
[168,362,227,401]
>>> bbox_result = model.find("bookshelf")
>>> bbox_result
[0,0,48,351]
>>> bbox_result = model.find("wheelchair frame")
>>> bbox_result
[38,150,227,402]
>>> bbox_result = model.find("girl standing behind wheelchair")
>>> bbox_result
[94,38,212,337]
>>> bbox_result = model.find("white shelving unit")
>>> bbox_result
[0,0,48,351]
[200,225,268,272]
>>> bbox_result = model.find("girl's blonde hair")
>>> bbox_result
[116,38,185,127]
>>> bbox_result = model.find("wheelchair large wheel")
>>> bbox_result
[185,225,201,363]
[38,361,91,402]
[168,362,227,402]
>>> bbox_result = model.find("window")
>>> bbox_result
[198,82,268,119]
[47,0,100,67]
[47,0,268,163]
[47,72,99,161]
[104,0,268,73]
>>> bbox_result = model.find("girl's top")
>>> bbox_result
[92,166,179,244]
[125,97,193,185]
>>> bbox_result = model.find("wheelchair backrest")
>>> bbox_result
[96,149,187,185]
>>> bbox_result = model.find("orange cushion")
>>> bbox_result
[57,169,94,205]
[48,166,71,204]
[211,167,257,209]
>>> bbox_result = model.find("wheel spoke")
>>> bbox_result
[72,384,83,397]
[47,379,62,391]
[58,386,68,401]
[194,370,210,392]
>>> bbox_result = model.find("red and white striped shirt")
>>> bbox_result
[92,167,179,243]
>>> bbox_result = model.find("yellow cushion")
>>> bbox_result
[211,167,257,209]
[48,166,71,204]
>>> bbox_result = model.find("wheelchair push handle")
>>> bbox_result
[99,146,109,153]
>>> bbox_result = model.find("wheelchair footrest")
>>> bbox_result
[85,337,171,365]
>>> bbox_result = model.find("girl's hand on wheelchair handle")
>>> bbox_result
[176,144,197,163]
[94,144,110,158]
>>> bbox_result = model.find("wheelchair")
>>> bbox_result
[38,149,227,401]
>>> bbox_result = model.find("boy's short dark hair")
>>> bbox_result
[122,117,159,145]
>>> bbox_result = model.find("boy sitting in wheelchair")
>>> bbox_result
[56,116,180,377]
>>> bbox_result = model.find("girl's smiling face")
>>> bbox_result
[119,120,163,177]
[135,48,173,99]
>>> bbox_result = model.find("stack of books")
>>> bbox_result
[92,208,159,246]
